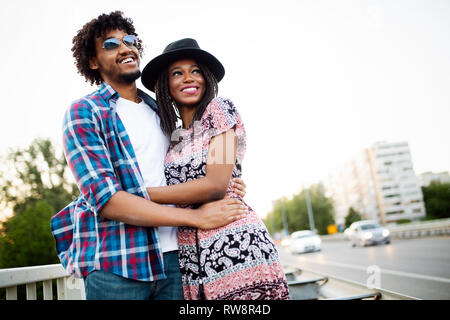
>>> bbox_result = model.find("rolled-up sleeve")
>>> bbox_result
[62,100,122,214]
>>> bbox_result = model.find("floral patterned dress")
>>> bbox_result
[164,97,290,300]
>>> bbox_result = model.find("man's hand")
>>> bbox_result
[195,198,248,229]
[231,178,246,198]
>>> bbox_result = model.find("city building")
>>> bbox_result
[418,171,450,186]
[325,141,426,226]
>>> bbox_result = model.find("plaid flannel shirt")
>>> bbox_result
[50,82,166,281]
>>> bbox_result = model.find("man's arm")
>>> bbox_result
[63,101,246,229]
[63,100,122,214]
[100,191,247,229]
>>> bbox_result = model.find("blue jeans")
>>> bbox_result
[84,251,183,300]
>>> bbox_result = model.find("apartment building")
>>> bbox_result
[325,141,426,225]
[418,171,450,187]
[325,152,378,225]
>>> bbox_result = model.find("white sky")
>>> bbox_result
[1,0,449,219]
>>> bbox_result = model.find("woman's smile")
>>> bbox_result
[168,58,206,108]
[181,85,200,94]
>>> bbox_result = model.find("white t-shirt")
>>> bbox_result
[116,97,178,253]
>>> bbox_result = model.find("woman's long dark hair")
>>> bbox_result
[155,62,218,137]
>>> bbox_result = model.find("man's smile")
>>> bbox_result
[118,54,138,66]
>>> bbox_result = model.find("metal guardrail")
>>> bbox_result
[0,264,85,300]
[390,218,450,239]
[285,265,420,300]
[325,292,381,300]
[287,276,328,300]
[321,218,450,242]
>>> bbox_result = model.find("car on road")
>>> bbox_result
[289,230,322,254]
[345,220,391,247]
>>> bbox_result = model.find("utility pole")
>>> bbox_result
[304,186,316,233]
[281,200,289,237]
[271,199,289,238]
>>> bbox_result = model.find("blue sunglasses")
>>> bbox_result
[102,35,138,50]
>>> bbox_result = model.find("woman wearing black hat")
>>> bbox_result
[141,38,289,300]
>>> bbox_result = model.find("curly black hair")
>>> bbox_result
[71,11,144,85]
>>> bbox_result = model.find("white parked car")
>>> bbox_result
[346,220,391,247]
[289,230,321,254]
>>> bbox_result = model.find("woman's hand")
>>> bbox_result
[231,178,246,198]
[195,198,248,229]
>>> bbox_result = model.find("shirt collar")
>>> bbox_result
[97,81,158,113]
[98,82,119,104]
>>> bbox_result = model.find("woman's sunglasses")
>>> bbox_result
[102,35,138,51]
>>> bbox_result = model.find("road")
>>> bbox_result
[277,236,450,299]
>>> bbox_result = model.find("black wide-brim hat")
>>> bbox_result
[141,38,225,92]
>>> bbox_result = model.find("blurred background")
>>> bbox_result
[0,0,449,300]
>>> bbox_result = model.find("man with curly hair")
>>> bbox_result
[51,11,247,300]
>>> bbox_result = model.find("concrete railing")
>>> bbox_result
[0,264,85,300]
[1,262,419,300]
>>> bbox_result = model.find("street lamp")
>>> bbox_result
[304,186,316,233]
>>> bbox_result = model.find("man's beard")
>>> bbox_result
[118,70,141,83]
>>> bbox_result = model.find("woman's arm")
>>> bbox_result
[148,128,238,205]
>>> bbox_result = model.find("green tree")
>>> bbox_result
[264,184,335,235]
[0,200,59,268]
[0,138,77,214]
[0,138,77,268]
[265,197,289,235]
[344,207,362,229]
[421,182,450,219]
